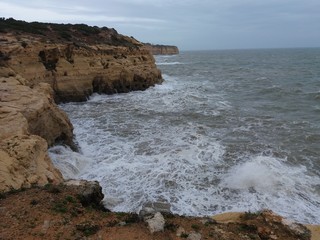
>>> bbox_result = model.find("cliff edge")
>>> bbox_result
[144,43,179,55]
[0,18,162,191]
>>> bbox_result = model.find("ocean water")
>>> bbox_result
[49,49,320,224]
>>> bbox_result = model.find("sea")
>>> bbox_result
[49,48,320,224]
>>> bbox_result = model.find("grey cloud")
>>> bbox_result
[0,0,319,50]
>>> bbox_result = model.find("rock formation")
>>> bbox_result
[0,18,163,191]
[144,43,179,55]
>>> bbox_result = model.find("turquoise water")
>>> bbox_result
[50,48,320,224]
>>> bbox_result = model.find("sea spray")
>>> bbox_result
[50,49,320,224]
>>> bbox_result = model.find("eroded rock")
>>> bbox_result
[0,21,163,193]
[0,135,63,191]
[146,212,165,233]
[64,180,107,210]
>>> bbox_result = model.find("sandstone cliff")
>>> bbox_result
[144,43,179,55]
[0,18,163,191]
[0,78,67,190]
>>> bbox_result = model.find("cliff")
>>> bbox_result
[0,18,162,191]
[144,43,179,55]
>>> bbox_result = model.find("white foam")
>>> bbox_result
[156,62,183,65]
[49,145,90,179]
[223,156,282,190]
[51,52,320,224]
[53,92,320,224]
[221,155,320,223]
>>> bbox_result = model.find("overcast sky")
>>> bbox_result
[1,0,320,50]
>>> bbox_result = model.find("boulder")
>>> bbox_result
[146,212,165,233]
[64,180,107,210]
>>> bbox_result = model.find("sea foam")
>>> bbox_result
[50,50,320,224]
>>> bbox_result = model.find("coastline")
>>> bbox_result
[0,185,317,240]
[0,19,162,191]
[0,19,319,239]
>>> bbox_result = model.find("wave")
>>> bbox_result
[156,62,184,65]
[221,155,320,223]
[49,145,90,179]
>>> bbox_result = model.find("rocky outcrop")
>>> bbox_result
[144,43,179,55]
[64,180,106,210]
[0,19,163,192]
[0,76,72,191]
[0,135,63,191]
[1,39,162,103]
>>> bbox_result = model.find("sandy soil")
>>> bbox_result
[0,185,315,240]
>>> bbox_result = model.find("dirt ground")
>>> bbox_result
[0,185,317,240]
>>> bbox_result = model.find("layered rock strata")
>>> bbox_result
[0,19,163,191]
[144,43,179,55]
[0,77,67,190]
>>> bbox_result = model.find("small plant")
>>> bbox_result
[242,211,261,220]
[44,183,61,194]
[164,222,179,232]
[180,233,189,238]
[204,221,216,226]
[52,201,68,213]
[21,41,27,48]
[124,213,140,224]
[115,212,127,219]
[59,31,72,40]
[0,192,6,199]
[76,222,100,236]
[106,220,119,227]
[191,224,200,232]
[65,195,76,203]
[238,223,258,232]
[30,199,39,205]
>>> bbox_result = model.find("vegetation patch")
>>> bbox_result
[76,221,100,236]
[124,213,140,224]
[44,183,61,194]
[52,200,68,213]
[191,224,201,232]
[242,211,262,220]
[164,222,179,232]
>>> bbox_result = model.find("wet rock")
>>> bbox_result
[139,206,156,220]
[142,202,171,214]
[139,201,171,222]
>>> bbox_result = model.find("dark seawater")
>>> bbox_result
[49,48,320,224]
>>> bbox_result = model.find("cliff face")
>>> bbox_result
[0,78,66,190]
[144,43,179,55]
[1,25,162,102]
[0,19,163,191]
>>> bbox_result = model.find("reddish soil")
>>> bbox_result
[0,185,313,240]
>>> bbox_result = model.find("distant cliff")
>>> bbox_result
[144,43,179,55]
[0,18,162,191]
